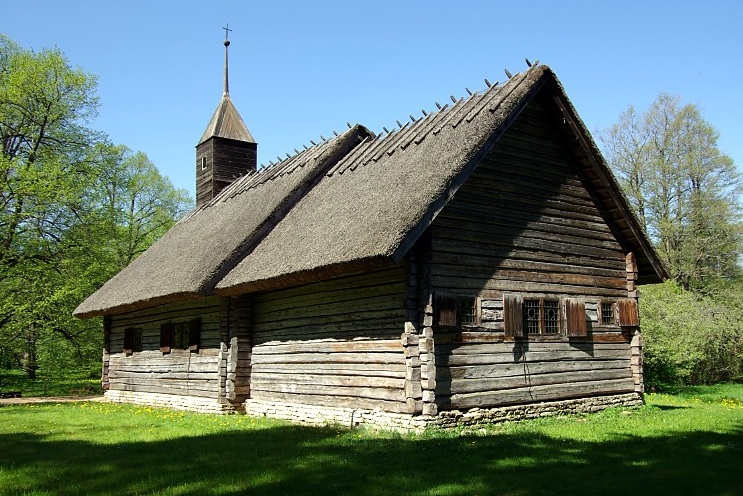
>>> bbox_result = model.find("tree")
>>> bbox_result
[75,143,191,276]
[0,36,192,381]
[600,94,742,290]
[0,35,100,274]
[1,35,100,378]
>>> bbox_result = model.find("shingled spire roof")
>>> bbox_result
[197,30,255,145]
[198,95,255,145]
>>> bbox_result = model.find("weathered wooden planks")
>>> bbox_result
[107,300,222,396]
[429,100,627,300]
[436,369,632,395]
[439,378,635,410]
[423,97,637,411]
[250,267,408,410]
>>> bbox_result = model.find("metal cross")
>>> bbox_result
[222,23,232,40]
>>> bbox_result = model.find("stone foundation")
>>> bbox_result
[245,393,644,431]
[432,393,644,428]
[244,399,431,431]
[104,390,235,414]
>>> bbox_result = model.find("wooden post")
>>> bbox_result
[403,255,423,414]
[101,316,112,391]
[228,295,252,407]
[417,237,437,416]
[626,252,644,394]
[631,330,644,394]
[626,252,638,298]
[218,298,231,404]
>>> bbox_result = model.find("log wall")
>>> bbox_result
[196,137,257,208]
[107,296,222,399]
[249,267,409,413]
[221,295,252,407]
[429,96,636,411]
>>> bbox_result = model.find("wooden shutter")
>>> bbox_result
[188,318,201,351]
[503,294,523,337]
[133,328,143,352]
[564,298,587,337]
[123,328,134,354]
[617,298,640,327]
[103,316,112,353]
[160,323,173,353]
[435,293,459,326]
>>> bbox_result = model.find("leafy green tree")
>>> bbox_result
[600,94,742,290]
[74,143,191,279]
[1,34,100,378]
[0,35,191,382]
[603,94,743,387]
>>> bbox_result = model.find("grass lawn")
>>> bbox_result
[0,370,101,398]
[1,385,742,496]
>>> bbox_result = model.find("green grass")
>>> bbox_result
[1,385,742,495]
[0,370,101,397]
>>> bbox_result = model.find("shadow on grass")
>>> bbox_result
[652,404,688,411]
[1,419,743,496]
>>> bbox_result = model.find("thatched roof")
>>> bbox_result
[75,63,666,317]
[216,65,665,294]
[74,125,371,317]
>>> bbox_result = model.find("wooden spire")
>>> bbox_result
[196,27,257,209]
[223,24,231,95]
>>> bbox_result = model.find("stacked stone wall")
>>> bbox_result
[245,393,644,432]
[104,390,234,414]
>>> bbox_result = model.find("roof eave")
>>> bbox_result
[543,78,669,283]
[217,256,395,296]
[73,291,204,319]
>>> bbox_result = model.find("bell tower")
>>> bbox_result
[196,26,257,208]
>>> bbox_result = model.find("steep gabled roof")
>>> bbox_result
[75,63,666,317]
[74,125,371,317]
[215,64,666,295]
[197,93,255,145]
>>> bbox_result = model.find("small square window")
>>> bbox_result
[161,319,201,353]
[601,302,615,325]
[458,296,479,325]
[172,322,189,350]
[201,156,207,170]
[434,293,480,326]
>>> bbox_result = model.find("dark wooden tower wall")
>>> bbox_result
[195,33,257,209]
[196,136,257,208]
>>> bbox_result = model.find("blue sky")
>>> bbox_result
[3,0,741,197]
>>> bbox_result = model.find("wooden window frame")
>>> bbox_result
[434,293,481,327]
[523,298,560,336]
[504,294,587,338]
[201,156,207,170]
[123,327,142,355]
[458,296,481,326]
[172,322,189,350]
[600,300,618,326]
[160,319,201,354]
